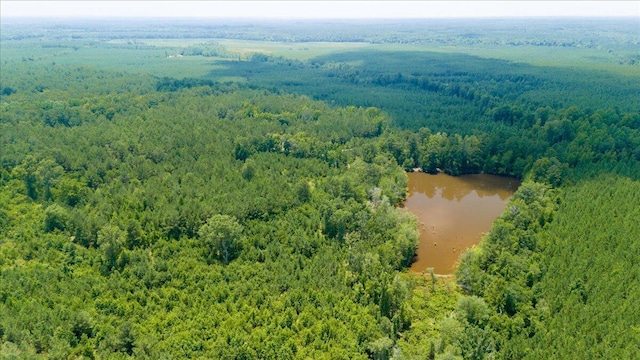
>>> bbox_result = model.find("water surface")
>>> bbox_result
[405,172,519,274]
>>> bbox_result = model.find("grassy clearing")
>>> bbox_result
[1,39,225,79]
[113,38,217,47]
[4,32,635,84]
[215,39,640,77]
[215,39,374,61]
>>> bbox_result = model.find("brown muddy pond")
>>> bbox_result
[405,172,520,274]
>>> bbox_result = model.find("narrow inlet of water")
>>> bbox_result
[404,172,520,274]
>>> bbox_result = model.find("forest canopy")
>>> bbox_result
[1,17,639,359]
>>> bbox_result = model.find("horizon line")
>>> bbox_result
[2,15,638,20]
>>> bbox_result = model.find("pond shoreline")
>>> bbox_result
[404,172,520,274]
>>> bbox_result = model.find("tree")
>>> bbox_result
[44,203,69,232]
[367,336,394,360]
[97,224,126,272]
[325,209,352,241]
[295,180,311,203]
[198,214,243,264]
[241,159,256,181]
[35,159,64,200]
[116,321,135,355]
[528,157,568,186]
[2,86,16,96]
[456,296,489,328]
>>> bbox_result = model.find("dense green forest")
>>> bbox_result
[1,18,639,359]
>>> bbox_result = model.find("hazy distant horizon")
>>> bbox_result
[2,15,638,21]
[2,1,638,20]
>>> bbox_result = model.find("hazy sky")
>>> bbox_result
[2,1,638,19]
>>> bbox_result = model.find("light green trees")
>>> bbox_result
[97,224,126,272]
[198,214,243,264]
[527,157,568,187]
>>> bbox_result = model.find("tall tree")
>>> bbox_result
[198,214,243,264]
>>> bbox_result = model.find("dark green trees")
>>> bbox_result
[44,204,69,233]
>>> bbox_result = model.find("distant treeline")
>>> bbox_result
[156,77,215,92]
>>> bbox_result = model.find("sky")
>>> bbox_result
[1,1,638,19]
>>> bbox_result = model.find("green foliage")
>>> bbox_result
[453,176,640,358]
[156,77,215,92]
[0,64,415,357]
[2,86,16,96]
[198,214,243,264]
[521,177,640,359]
[97,224,126,273]
[1,18,638,359]
[527,157,569,186]
[455,296,489,328]
[44,203,69,233]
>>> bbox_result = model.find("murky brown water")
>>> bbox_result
[405,172,520,274]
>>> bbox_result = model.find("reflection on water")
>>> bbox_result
[405,172,519,274]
